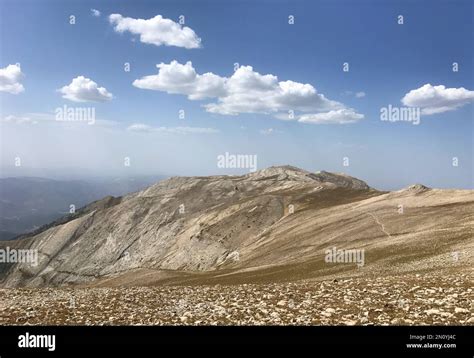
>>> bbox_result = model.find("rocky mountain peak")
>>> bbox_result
[245,165,370,189]
[245,165,309,180]
[309,170,370,190]
[404,184,430,193]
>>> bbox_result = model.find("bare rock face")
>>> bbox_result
[403,184,430,193]
[1,166,472,288]
[309,170,370,190]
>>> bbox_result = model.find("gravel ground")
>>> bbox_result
[0,273,472,326]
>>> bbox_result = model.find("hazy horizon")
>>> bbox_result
[0,162,472,192]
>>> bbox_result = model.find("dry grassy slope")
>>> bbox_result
[1,166,473,288]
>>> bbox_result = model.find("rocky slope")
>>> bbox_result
[0,273,472,325]
[0,176,163,240]
[1,165,473,288]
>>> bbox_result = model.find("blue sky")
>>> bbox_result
[0,0,473,189]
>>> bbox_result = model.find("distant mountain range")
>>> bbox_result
[1,165,472,288]
[0,176,166,240]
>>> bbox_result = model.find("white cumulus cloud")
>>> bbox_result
[298,109,364,124]
[133,61,363,124]
[127,123,219,134]
[402,84,474,115]
[133,61,225,100]
[0,64,25,94]
[59,76,113,103]
[259,128,283,135]
[204,67,342,115]
[2,115,37,125]
[91,9,101,17]
[109,14,201,49]
[127,123,153,132]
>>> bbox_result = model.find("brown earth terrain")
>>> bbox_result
[0,273,472,325]
[0,166,472,325]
